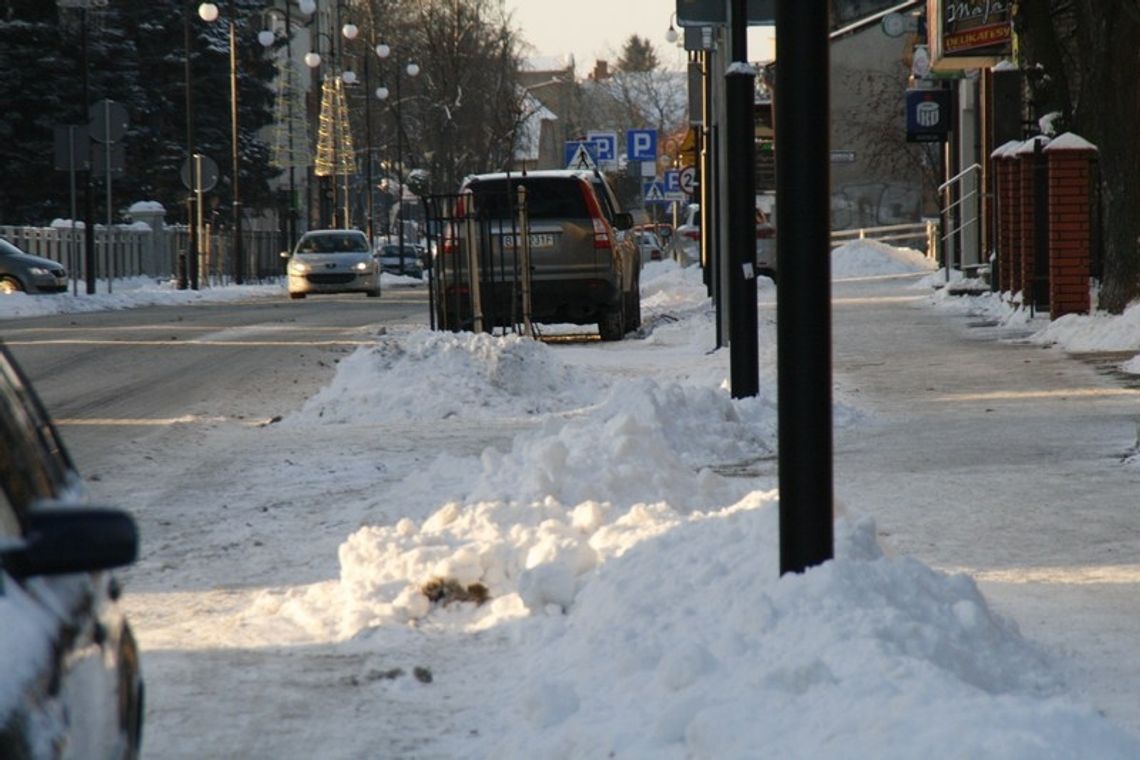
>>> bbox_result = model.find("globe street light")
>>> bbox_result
[198,1,244,283]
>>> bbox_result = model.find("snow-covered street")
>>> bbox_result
[7,242,1140,757]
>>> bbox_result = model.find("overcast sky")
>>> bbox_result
[504,0,775,72]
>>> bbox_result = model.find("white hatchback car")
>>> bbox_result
[284,229,380,299]
[669,204,777,279]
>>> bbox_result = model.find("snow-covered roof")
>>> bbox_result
[513,89,558,163]
[1045,132,1098,152]
[521,55,574,74]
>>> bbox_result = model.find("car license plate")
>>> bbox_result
[501,233,555,249]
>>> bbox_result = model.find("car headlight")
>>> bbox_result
[28,267,49,276]
[354,261,371,272]
[288,261,310,275]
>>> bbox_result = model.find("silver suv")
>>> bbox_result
[438,170,641,341]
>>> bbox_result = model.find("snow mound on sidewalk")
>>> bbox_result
[1030,300,1140,353]
[475,513,1138,759]
[289,330,609,422]
[832,239,937,278]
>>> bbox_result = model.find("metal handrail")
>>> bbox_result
[938,163,981,194]
[939,163,983,280]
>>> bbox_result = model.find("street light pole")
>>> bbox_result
[199,0,243,283]
[183,0,197,290]
[228,0,243,283]
[375,45,418,262]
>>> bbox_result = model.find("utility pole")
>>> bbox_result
[726,0,758,398]
[776,0,834,574]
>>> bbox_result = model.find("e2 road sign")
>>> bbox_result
[626,129,657,162]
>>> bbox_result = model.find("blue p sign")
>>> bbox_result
[626,129,657,161]
[587,131,617,163]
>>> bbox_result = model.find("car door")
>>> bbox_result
[0,344,141,760]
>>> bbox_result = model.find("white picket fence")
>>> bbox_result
[0,222,287,286]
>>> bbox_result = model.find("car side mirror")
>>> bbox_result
[612,212,634,231]
[1,507,138,578]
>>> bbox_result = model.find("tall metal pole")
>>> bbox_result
[395,68,405,258]
[184,2,198,290]
[776,0,834,575]
[364,43,374,244]
[82,7,96,295]
[228,0,244,283]
[726,0,757,398]
[285,0,296,247]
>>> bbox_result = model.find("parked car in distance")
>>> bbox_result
[439,169,641,341]
[0,342,143,759]
[671,203,701,266]
[283,229,380,299]
[376,243,424,279]
[0,238,68,294]
[632,227,664,264]
[668,204,777,279]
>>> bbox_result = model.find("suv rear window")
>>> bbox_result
[467,177,588,221]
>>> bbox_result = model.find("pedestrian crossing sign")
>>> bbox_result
[565,142,598,170]
[644,180,666,203]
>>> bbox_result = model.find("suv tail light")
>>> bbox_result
[756,225,775,240]
[579,181,613,250]
[682,229,700,241]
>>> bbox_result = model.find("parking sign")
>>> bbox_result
[626,129,657,162]
[587,131,617,165]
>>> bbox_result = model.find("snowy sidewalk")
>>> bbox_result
[830,274,1140,737]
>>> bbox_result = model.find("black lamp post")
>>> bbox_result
[375,45,419,262]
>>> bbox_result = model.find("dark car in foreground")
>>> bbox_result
[0,238,68,294]
[0,343,143,759]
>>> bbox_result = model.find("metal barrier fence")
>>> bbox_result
[830,220,938,260]
[168,226,287,284]
[422,190,534,336]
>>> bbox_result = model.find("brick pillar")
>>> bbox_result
[990,141,1020,293]
[1045,133,1098,318]
[1014,136,1049,301]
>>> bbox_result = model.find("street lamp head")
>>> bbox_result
[298,0,316,15]
[342,23,358,40]
[406,62,420,77]
[375,85,390,100]
[198,2,219,22]
[665,12,679,43]
[375,42,391,59]
[258,29,276,48]
[342,70,357,84]
[304,51,321,68]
